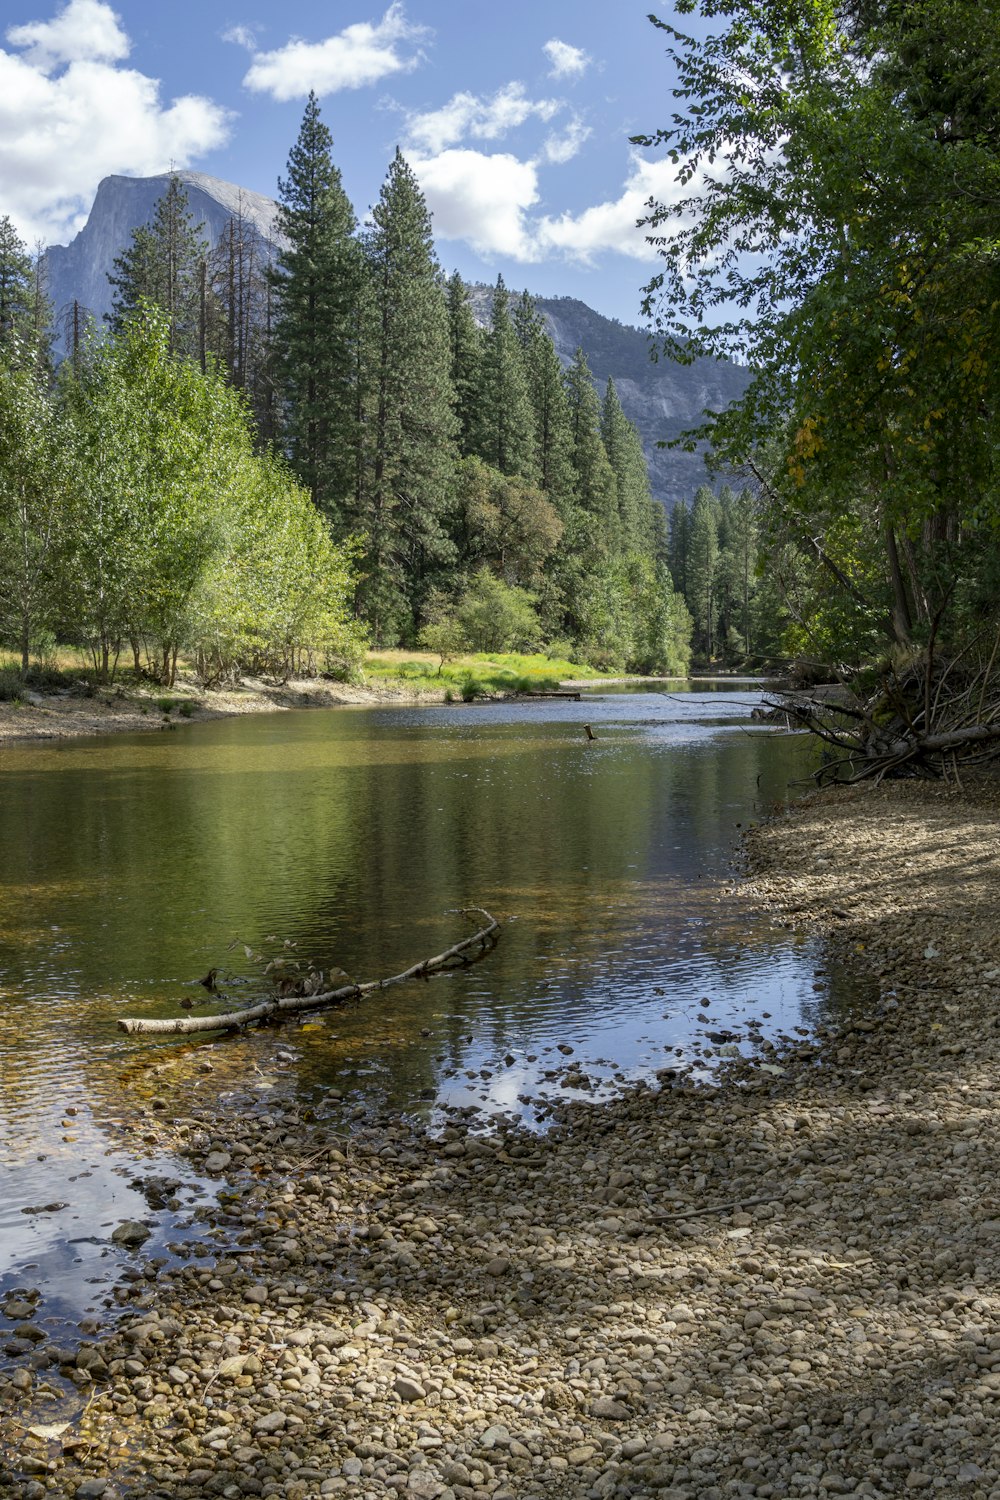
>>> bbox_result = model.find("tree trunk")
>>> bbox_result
[883,518,912,646]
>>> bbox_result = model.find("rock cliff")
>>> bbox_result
[44,171,281,352]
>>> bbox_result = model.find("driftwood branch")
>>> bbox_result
[117,907,500,1036]
[765,631,1000,784]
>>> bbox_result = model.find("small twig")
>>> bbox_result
[648,1193,782,1222]
[295,1137,352,1169]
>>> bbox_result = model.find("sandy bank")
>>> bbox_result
[0,676,446,745]
[2,776,1000,1497]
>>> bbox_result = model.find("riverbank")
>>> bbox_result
[0,649,645,744]
[3,774,1000,1498]
[0,676,449,745]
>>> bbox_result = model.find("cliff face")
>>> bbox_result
[45,172,747,506]
[467,284,749,510]
[44,171,282,351]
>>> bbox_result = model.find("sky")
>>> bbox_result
[0,0,692,327]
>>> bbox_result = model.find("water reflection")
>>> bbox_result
[0,688,865,1326]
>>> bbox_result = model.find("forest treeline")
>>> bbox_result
[0,94,700,686]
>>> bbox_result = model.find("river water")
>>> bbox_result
[0,685,863,1346]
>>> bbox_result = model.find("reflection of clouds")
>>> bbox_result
[422,931,866,1132]
[0,1098,205,1318]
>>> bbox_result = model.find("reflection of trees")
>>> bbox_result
[0,709,818,1120]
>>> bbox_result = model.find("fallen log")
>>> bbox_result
[117,907,500,1036]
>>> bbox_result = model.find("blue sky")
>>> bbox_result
[0,0,692,325]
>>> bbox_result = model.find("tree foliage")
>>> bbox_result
[0,98,693,682]
[0,303,365,685]
[635,0,1000,658]
[108,177,208,361]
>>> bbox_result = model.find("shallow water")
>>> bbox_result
[0,685,863,1341]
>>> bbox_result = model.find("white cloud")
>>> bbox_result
[543,38,590,80]
[536,153,687,263]
[221,24,257,51]
[406,82,559,155]
[242,3,427,102]
[6,0,127,73]
[406,146,689,269]
[0,1,231,246]
[541,116,590,166]
[405,148,541,261]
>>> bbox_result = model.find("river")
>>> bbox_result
[0,684,863,1350]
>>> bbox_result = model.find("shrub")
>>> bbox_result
[545,638,576,662]
[456,570,541,653]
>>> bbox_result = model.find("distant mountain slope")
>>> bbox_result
[44,171,282,353]
[43,173,748,506]
[467,284,749,509]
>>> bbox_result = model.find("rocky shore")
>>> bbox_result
[3,775,1000,1498]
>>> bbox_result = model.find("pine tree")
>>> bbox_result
[564,348,618,552]
[271,92,361,519]
[515,291,575,515]
[669,497,690,597]
[688,485,720,659]
[209,200,278,436]
[353,149,458,643]
[600,378,657,554]
[445,272,481,457]
[714,485,759,659]
[107,176,209,358]
[473,276,537,481]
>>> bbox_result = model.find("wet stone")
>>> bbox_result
[111,1220,150,1247]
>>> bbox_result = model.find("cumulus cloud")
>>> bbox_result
[535,153,688,263]
[405,146,688,268]
[6,0,127,72]
[405,148,541,261]
[242,3,427,102]
[0,0,230,246]
[543,38,590,80]
[406,82,560,155]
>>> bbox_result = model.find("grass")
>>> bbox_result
[363,649,618,698]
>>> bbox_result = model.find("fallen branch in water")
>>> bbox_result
[117,907,500,1036]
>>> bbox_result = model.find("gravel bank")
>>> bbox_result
[3,776,1000,1498]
